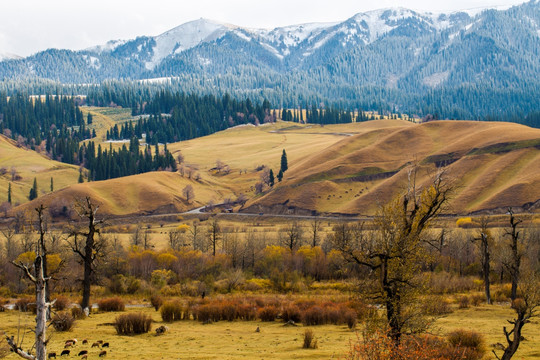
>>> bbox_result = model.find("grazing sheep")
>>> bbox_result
[97,340,103,344]
[48,352,57,359]
[82,339,88,345]
[102,342,109,348]
[155,325,168,335]
[60,349,70,356]
[81,355,87,360]
[99,350,107,357]
[91,342,100,348]
[64,342,73,349]
[78,350,88,356]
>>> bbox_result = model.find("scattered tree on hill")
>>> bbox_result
[87,112,93,125]
[78,168,84,183]
[503,208,524,302]
[277,169,283,182]
[49,177,53,192]
[182,184,195,204]
[333,169,451,344]
[176,151,184,165]
[473,217,493,304]
[68,197,105,311]
[280,149,288,173]
[269,169,275,187]
[7,182,11,204]
[28,177,38,200]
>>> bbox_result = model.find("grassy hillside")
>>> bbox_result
[6,114,540,217]
[244,120,540,215]
[0,135,80,206]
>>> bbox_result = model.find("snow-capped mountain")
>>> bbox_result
[0,1,539,119]
[0,52,21,61]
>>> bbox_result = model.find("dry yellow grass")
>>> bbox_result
[1,303,539,359]
[0,135,80,206]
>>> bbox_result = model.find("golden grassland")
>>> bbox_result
[1,300,539,360]
[0,135,80,206]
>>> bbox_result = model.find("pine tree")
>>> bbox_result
[29,177,38,200]
[280,149,288,173]
[78,169,84,183]
[87,112,93,125]
[269,169,275,187]
[277,169,283,182]
[7,182,12,204]
[50,177,53,192]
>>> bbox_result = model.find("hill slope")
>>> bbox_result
[0,135,80,206]
[243,120,540,215]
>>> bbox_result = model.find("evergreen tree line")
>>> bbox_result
[105,92,274,144]
[79,138,177,181]
[0,93,93,159]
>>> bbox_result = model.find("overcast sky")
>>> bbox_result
[0,0,528,57]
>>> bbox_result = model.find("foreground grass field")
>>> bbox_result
[2,301,539,360]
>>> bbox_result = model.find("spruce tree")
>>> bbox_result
[78,169,84,183]
[280,149,288,173]
[50,177,54,192]
[277,169,283,182]
[8,182,12,204]
[269,169,275,187]
[29,177,38,200]
[87,112,93,125]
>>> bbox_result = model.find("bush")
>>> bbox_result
[423,297,453,316]
[303,329,318,349]
[114,312,152,335]
[71,306,86,319]
[470,294,484,307]
[150,294,163,311]
[237,304,257,321]
[458,296,470,309]
[16,297,33,312]
[447,329,485,355]
[98,297,125,312]
[54,296,71,311]
[343,309,357,329]
[51,312,75,331]
[281,305,302,323]
[258,306,279,322]
[301,306,326,326]
[160,301,185,322]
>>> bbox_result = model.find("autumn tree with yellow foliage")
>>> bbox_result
[333,169,451,344]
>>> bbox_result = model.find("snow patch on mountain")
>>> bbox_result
[87,39,126,53]
[0,52,22,61]
[146,18,234,69]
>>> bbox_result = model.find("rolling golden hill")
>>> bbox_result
[243,120,540,215]
[8,119,540,217]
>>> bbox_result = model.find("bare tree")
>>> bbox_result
[280,221,303,251]
[182,184,195,204]
[207,218,221,256]
[190,222,202,251]
[5,205,56,360]
[504,208,523,301]
[176,151,184,165]
[473,216,493,304]
[67,197,104,311]
[493,271,540,360]
[309,218,322,247]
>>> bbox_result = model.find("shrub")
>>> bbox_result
[98,297,125,312]
[237,304,257,321]
[423,297,453,316]
[150,294,163,311]
[51,312,75,331]
[16,297,33,312]
[458,296,470,309]
[258,306,279,322]
[301,306,326,326]
[71,306,86,319]
[220,301,237,321]
[470,294,484,306]
[195,303,221,323]
[54,296,70,311]
[281,305,302,323]
[160,301,184,322]
[447,329,485,354]
[114,312,152,335]
[343,309,357,329]
[303,329,318,349]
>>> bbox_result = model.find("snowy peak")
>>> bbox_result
[0,52,22,61]
[147,18,233,69]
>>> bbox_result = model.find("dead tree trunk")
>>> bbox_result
[504,208,522,302]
